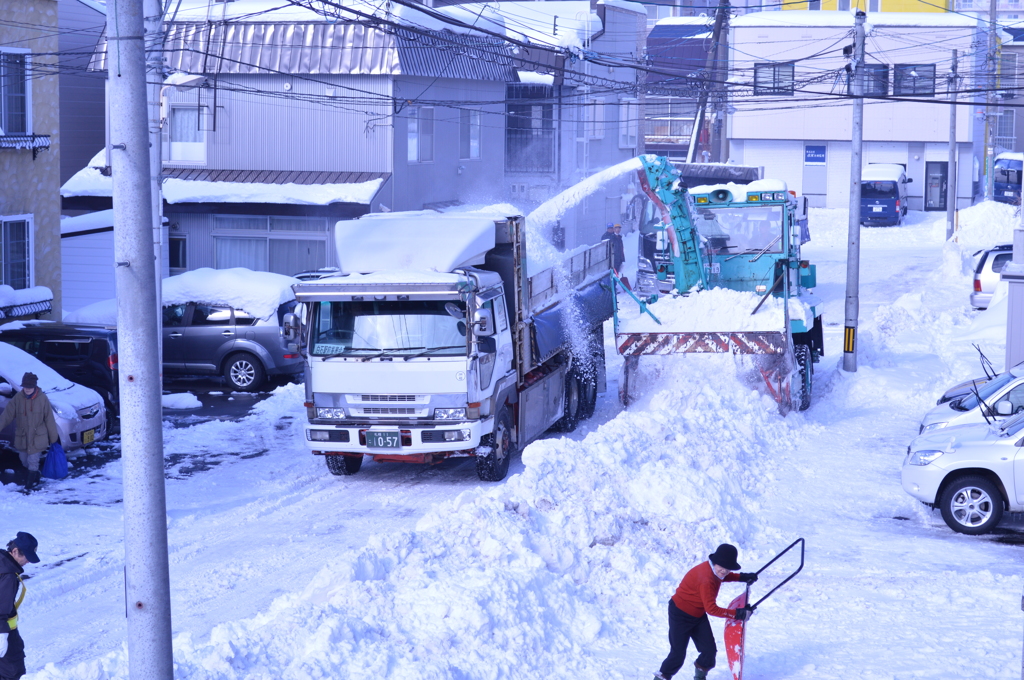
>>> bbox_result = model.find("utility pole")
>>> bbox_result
[106,1,174,678]
[986,0,998,200]
[145,0,166,354]
[946,50,957,241]
[709,1,731,163]
[686,0,729,164]
[843,10,866,373]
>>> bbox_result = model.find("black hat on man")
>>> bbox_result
[21,372,37,389]
[709,543,740,571]
[12,531,39,563]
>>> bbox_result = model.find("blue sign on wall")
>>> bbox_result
[804,145,827,165]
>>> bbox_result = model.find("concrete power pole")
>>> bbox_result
[947,50,957,241]
[686,0,729,164]
[986,0,998,201]
[105,1,175,678]
[843,10,866,373]
[145,0,165,352]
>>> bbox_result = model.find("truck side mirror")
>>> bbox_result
[905,177,913,184]
[473,308,495,336]
[283,312,300,342]
[997,400,1014,416]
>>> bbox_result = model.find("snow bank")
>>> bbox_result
[162,393,202,410]
[953,200,1017,253]
[62,298,116,326]
[617,288,812,333]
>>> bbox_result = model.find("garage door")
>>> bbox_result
[740,140,805,195]
[826,141,852,209]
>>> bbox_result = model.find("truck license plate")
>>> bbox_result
[365,430,401,448]
[83,429,94,445]
[872,206,883,212]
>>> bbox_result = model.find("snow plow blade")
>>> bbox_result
[615,331,788,356]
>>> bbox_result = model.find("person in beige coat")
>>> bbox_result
[0,373,58,490]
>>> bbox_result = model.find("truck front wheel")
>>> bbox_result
[476,408,514,482]
[325,454,363,476]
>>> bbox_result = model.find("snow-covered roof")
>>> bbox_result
[61,210,169,236]
[732,10,981,29]
[996,152,1024,162]
[518,71,555,85]
[862,164,906,181]
[689,179,788,196]
[65,268,298,324]
[61,161,384,206]
[654,16,715,26]
[336,213,499,275]
[0,286,53,319]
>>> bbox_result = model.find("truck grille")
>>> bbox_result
[361,395,417,402]
[358,407,419,416]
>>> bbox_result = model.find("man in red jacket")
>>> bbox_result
[654,544,758,680]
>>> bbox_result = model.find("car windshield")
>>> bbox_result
[954,372,1015,411]
[696,206,783,254]
[310,300,467,357]
[995,159,1023,185]
[861,181,898,198]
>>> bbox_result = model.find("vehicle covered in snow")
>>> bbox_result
[65,268,303,392]
[0,343,107,452]
[919,364,1024,433]
[289,212,613,481]
[622,156,822,411]
[903,411,1024,534]
[860,163,910,227]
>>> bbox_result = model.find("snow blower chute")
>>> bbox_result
[724,538,805,680]
[614,156,823,412]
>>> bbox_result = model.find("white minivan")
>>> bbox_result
[919,365,1024,434]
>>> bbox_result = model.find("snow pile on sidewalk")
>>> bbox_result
[37,357,791,680]
[953,200,1017,252]
[162,393,202,410]
[617,288,814,333]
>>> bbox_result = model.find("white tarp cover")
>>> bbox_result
[336,214,497,274]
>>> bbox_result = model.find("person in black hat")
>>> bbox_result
[0,372,58,490]
[653,544,758,680]
[0,532,39,680]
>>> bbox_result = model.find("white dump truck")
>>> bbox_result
[288,212,613,481]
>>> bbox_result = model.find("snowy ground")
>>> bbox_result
[8,205,1024,679]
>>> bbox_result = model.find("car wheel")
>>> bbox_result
[224,352,266,392]
[325,454,362,476]
[939,475,1004,534]
[476,407,514,482]
[794,344,812,411]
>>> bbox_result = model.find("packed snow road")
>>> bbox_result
[9,205,1024,679]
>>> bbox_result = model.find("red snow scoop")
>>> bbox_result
[725,538,805,680]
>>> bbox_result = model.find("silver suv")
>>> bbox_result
[971,244,1012,309]
[161,301,302,391]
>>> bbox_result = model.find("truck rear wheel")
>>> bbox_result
[795,344,812,411]
[553,370,581,432]
[325,454,362,476]
[476,408,514,482]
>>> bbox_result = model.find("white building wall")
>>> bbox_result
[61,230,115,313]
[739,140,805,194]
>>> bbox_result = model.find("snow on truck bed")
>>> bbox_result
[616,288,813,334]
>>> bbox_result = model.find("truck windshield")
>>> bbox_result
[696,205,783,254]
[861,181,898,199]
[995,159,1023,186]
[310,300,467,357]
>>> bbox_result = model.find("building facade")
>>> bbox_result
[0,0,60,318]
[728,11,982,211]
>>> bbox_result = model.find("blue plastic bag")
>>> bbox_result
[41,442,68,480]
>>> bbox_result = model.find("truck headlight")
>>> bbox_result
[434,408,466,420]
[316,407,345,419]
[307,429,331,442]
[443,428,473,442]
[919,422,948,434]
[908,449,945,466]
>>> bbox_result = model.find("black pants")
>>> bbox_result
[0,628,25,680]
[659,600,717,679]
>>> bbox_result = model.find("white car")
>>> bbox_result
[0,343,106,453]
[919,365,1024,434]
[903,414,1024,534]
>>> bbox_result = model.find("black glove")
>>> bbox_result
[738,572,758,584]
[733,605,755,621]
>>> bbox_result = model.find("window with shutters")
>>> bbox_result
[0,216,31,289]
[0,52,28,136]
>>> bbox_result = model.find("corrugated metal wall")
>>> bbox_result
[165,74,393,173]
[62,230,115,313]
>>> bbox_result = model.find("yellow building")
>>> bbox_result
[783,0,950,11]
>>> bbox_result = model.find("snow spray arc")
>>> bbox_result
[725,538,805,680]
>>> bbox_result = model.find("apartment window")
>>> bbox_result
[959,0,974,7]
[0,217,30,289]
[996,109,1016,149]
[0,53,27,136]
[169,236,187,272]
[1002,53,1018,91]
[868,0,879,10]
[169,106,207,163]
[506,85,555,173]
[407,107,434,163]
[837,0,850,8]
[862,64,889,96]
[893,64,936,96]
[212,216,330,276]
[587,98,605,139]
[808,0,821,8]
[460,109,481,160]
[644,97,694,141]
[754,63,795,95]
[619,99,640,149]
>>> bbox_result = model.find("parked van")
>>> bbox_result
[994,152,1023,204]
[860,163,911,226]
